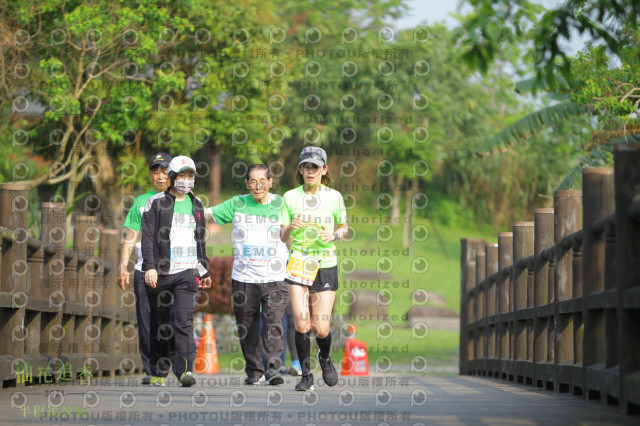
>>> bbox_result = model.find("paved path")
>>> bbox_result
[1,374,635,426]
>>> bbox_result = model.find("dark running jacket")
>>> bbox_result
[141,190,210,278]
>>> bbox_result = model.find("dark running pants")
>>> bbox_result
[133,270,152,376]
[146,269,198,378]
[232,280,289,378]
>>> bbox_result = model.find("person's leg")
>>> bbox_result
[310,290,336,351]
[232,280,264,381]
[289,282,314,390]
[260,281,289,383]
[285,303,298,361]
[259,312,266,369]
[146,281,172,383]
[279,310,287,371]
[168,302,176,369]
[146,285,160,377]
[171,270,198,382]
[284,301,301,375]
[310,266,339,387]
[134,270,152,380]
[309,289,339,386]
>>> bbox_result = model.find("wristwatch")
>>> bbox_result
[333,232,340,241]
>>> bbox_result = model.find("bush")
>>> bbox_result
[196,257,234,314]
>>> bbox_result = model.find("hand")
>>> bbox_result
[290,214,305,230]
[145,269,158,288]
[118,262,130,291]
[199,277,212,288]
[318,226,335,243]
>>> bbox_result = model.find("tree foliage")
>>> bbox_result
[455,0,640,89]
[458,0,640,191]
[0,0,604,232]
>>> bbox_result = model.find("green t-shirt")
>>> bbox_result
[173,196,194,215]
[210,193,288,283]
[123,190,156,271]
[279,185,347,268]
[123,190,156,232]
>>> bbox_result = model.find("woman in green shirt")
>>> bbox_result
[280,147,349,391]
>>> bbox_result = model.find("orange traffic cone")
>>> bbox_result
[195,314,219,374]
[341,324,369,376]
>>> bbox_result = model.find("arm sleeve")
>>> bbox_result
[123,197,142,231]
[279,194,292,227]
[334,193,348,225]
[197,241,210,279]
[209,197,236,226]
[141,198,156,272]
[195,197,211,279]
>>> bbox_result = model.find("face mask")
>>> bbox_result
[174,179,194,194]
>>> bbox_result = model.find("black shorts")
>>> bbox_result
[286,265,339,293]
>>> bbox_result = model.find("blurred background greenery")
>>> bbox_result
[2,0,638,372]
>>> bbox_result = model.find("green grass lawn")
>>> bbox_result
[203,191,495,374]
[214,329,460,376]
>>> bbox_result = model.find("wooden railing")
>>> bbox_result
[0,183,140,387]
[460,142,640,414]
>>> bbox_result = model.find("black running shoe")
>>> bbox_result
[265,368,284,385]
[295,373,314,391]
[244,375,265,385]
[317,352,338,387]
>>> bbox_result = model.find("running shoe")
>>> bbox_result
[295,373,314,391]
[265,368,284,385]
[150,376,165,386]
[244,375,265,385]
[179,371,196,387]
[288,360,302,376]
[317,351,338,386]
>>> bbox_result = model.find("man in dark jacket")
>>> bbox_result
[118,152,171,385]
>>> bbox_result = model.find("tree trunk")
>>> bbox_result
[88,141,124,230]
[209,143,221,207]
[65,154,80,247]
[403,177,418,251]
[389,174,403,226]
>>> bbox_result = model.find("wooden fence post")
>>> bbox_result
[476,248,486,375]
[98,229,120,377]
[553,189,582,394]
[497,232,512,380]
[72,215,99,372]
[513,221,534,384]
[533,208,554,389]
[460,238,485,375]
[40,202,66,366]
[581,167,614,403]
[0,183,29,386]
[614,142,640,413]
[485,243,499,377]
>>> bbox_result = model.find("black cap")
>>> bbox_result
[149,152,172,170]
[298,146,327,167]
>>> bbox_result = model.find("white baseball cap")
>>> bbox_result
[168,155,196,176]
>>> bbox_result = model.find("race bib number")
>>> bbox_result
[285,250,320,286]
